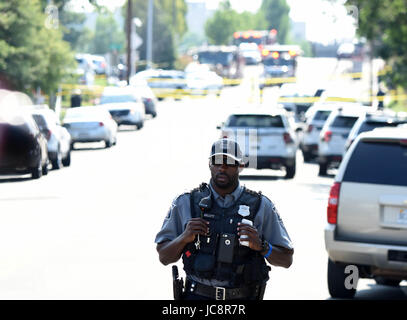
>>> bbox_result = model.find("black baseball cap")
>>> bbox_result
[209,138,243,164]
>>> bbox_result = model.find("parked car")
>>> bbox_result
[63,106,118,149]
[133,69,187,101]
[300,103,341,161]
[317,104,366,175]
[344,110,407,152]
[129,77,158,118]
[0,110,49,179]
[30,106,72,169]
[185,70,223,97]
[218,107,297,178]
[325,127,407,299]
[99,86,145,129]
[239,43,261,65]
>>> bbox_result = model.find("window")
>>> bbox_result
[226,115,284,128]
[343,141,407,186]
[313,110,331,121]
[332,116,358,128]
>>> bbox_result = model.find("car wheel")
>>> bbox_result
[42,160,49,175]
[302,150,312,162]
[327,258,357,299]
[62,150,71,167]
[31,163,42,179]
[319,162,328,176]
[52,150,62,170]
[285,163,296,179]
[105,139,112,148]
[374,277,401,287]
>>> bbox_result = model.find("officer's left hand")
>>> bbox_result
[237,223,262,252]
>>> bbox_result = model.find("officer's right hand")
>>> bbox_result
[182,218,209,243]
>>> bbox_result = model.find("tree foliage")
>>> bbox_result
[0,0,74,95]
[348,0,407,88]
[129,0,188,69]
[259,0,290,44]
[204,0,291,45]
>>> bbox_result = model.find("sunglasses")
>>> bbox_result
[210,157,240,167]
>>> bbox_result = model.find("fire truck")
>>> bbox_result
[260,44,302,86]
[232,29,278,48]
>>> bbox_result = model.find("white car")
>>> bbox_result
[63,106,118,149]
[218,107,297,178]
[325,127,407,298]
[99,86,145,129]
[317,104,366,175]
[185,70,223,96]
[300,103,342,161]
[31,107,72,169]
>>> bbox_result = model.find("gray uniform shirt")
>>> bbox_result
[155,182,294,286]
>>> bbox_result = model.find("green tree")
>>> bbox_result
[204,1,241,45]
[347,0,407,89]
[259,0,291,44]
[128,0,188,69]
[0,0,74,96]
[91,11,125,54]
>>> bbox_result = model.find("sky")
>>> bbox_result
[70,0,356,44]
[190,0,356,44]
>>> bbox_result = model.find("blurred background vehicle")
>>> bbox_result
[133,69,187,101]
[194,45,244,81]
[0,109,48,179]
[239,42,262,65]
[74,53,95,86]
[129,77,158,118]
[325,127,407,299]
[300,103,341,162]
[185,69,223,97]
[63,106,118,149]
[344,110,407,151]
[318,104,367,176]
[99,86,145,129]
[218,107,297,178]
[30,106,72,170]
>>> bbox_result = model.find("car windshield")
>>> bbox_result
[313,110,331,121]
[32,114,47,129]
[331,116,359,128]
[100,95,138,104]
[357,120,403,134]
[198,51,232,65]
[226,114,284,128]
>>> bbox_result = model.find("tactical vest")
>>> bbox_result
[182,183,270,287]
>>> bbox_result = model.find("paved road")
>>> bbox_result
[0,58,405,300]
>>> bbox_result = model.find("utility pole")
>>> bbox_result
[146,0,154,69]
[126,0,133,83]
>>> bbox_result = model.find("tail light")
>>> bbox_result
[327,182,341,224]
[306,124,314,133]
[45,129,51,140]
[283,132,294,144]
[99,122,104,127]
[323,130,332,142]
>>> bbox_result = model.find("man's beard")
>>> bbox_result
[212,172,238,189]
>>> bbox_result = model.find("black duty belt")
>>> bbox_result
[186,280,264,300]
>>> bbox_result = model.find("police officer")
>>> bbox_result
[155,138,294,300]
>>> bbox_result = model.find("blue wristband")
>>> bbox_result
[264,242,273,259]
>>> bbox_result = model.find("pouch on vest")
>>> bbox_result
[193,252,216,273]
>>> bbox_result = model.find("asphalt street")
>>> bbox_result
[0,58,405,299]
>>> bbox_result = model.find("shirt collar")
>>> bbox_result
[209,181,243,202]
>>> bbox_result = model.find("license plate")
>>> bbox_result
[397,210,407,224]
